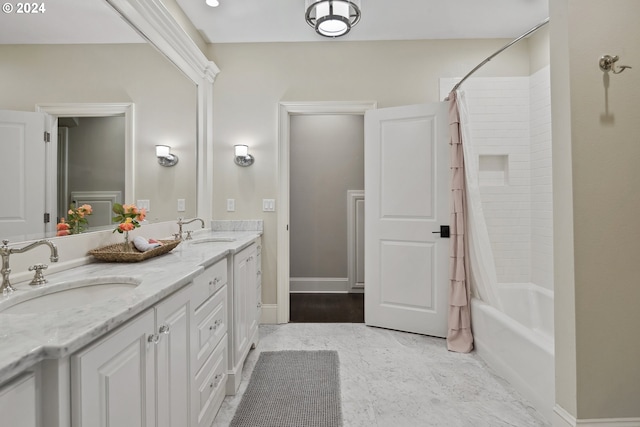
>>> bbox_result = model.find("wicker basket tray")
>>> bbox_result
[88,239,181,263]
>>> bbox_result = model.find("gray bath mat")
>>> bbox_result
[230,350,343,427]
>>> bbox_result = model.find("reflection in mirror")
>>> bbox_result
[57,116,126,232]
[0,3,198,243]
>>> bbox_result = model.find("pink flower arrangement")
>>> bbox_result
[56,204,92,236]
[112,203,146,234]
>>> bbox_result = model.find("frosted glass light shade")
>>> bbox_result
[205,0,219,7]
[156,145,170,157]
[234,145,248,157]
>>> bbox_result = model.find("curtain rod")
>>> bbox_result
[449,17,550,94]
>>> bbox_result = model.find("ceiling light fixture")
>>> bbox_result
[205,0,219,7]
[305,0,361,38]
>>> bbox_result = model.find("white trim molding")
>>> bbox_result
[290,277,350,293]
[260,304,278,324]
[104,0,219,222]
[347,190,365,292]
[277,101,377,324]
[554,405,640,427]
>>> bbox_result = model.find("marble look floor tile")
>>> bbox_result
[213,324,550,427]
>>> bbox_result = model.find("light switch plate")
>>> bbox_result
[227,199,235,212]
[177,199,186,212]
[137,199,150,212]
[263,199,275,212]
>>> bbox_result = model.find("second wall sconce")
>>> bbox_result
[156,145,179,167]
[234,144,254,167]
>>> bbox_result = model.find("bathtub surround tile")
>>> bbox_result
[210,220,264,232]
[214,324,550,427]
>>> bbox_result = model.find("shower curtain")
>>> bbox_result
[446,90,502,353]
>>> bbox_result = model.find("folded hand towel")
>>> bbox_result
[133,236,162,252]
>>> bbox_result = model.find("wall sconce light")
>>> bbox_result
[156,145,179,167]
[234,144,254,167]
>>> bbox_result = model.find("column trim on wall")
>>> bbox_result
[347,190,365,293]
[277,101,377,324]
[105,0,220,221]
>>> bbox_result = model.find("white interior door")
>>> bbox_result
[364,102,450,337]
[0,110,46,241]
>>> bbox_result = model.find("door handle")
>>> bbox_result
[432,225,450,238]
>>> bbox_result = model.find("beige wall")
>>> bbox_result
[208,39,531,305]
[551,0,640,420]
[529,25,550,74]
[290,114,364,280]
[0,44,197,224]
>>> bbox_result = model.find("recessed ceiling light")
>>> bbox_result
[206,0,219,7]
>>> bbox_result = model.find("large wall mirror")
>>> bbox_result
[0,0,198,242]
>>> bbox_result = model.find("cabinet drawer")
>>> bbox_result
[195,337,227,427]
[194,285,227,372]
[193,258,227,307]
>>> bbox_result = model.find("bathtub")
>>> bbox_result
[470,283,555,422]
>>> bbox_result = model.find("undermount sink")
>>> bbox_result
[191,237,236,244]
[0,276,142,315]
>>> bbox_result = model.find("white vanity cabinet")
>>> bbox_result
[71,284,194,427]
[227,238,261,394]
[190,258,228,427]
[0,371,38,427]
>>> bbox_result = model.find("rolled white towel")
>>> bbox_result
[133,236,162,252]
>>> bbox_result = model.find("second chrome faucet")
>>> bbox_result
[176,218,205,240]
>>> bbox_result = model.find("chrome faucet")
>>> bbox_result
[1,239,59,293]
[176,218,205,240]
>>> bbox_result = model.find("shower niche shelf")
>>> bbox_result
[479,154,509,187]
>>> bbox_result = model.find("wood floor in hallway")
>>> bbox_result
[290,293,364,323]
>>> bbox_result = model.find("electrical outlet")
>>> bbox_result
[136,199,150,212]
[263,199,276,212]
[177,199,186,212]
[227,199,235,212]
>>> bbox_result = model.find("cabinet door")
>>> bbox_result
[233,247,250,365]
[156,285,192,427]
[247,252,259,341]
[0,372,37,427]
[72,310,156,427]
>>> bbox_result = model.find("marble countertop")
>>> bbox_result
[0,229,261,384]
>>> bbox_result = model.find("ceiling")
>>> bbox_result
[0,0,548,45]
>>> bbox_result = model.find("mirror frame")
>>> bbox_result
[36,103,134,235]
[105,0,220,223]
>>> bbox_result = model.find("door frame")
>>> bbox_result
[36,103,134,235]
[276,101,377,324]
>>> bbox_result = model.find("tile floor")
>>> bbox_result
[213,324,550,427]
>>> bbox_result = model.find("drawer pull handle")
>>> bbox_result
[209,319,222,331]
[213,373,223,388]
[147,334,160,344]
[159,324,170,335]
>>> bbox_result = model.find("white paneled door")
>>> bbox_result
[364,102,450,337]
[0,110,46,241]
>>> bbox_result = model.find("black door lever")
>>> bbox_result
[432,225,450,238]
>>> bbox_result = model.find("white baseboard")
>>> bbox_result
[260,304,278,324]
[554,405,640,427]
[290,277,349,293]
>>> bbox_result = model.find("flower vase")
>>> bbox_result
[123,231,131,252]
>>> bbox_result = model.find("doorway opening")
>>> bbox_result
[36,103,134,236]
[288,114,365,323]
[277,102,377,324]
